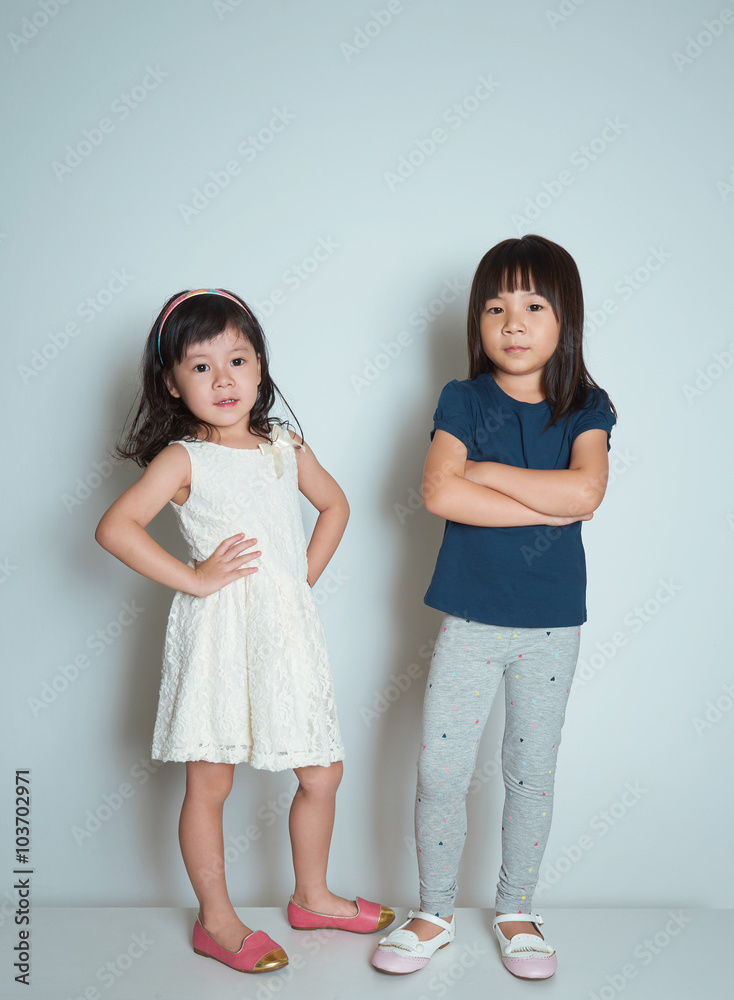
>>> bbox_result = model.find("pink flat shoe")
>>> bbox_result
[287,894,395,934]
[492,912,557,979]
[192,912,288,974]
[372,910,455,974]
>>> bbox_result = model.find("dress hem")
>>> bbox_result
[151,745,346,771]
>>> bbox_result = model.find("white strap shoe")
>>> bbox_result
[492,912,557,979]
[371,910,455,975]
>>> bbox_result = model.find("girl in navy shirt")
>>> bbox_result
[372,234,617,980]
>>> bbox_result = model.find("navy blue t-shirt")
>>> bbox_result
[423,372,617,628]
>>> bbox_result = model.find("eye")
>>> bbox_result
[487,306,502,314]
[191,358,247,372]
[527,303,543,311]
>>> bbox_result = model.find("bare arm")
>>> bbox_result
[94,444,257,597]
[422,430,589,527]
[288,430,350,587]
[462,428,610,516]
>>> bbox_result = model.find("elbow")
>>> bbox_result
[95,513,120,551]
[423,461,464,518]
[94,518,109,549]
[95,527,115,555]
[423,481,450,518]
[575,480,605,516]
[423,464,468,517]
[424,495,444,518]
[338,486,350,522]
[318,496,349,524]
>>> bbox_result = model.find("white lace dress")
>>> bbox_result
[150,422,345,770]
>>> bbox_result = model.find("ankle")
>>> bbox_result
[199,906,239,929]
[291,889,328,910]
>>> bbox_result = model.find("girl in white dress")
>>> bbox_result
[95,288,393,974]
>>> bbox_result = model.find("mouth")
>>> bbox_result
[504,347,528,353]
[215,398,238,406]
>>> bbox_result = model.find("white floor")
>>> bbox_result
[11,906,727,998]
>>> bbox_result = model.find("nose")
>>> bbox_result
[502,307,526,334]
[213,365,235,387]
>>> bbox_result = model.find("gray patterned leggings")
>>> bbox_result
[415,613,581,917]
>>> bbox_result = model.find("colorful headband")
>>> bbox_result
[156,288,253,365]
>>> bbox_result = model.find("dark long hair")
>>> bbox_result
[114,288,304,467]
[467,234,617,432]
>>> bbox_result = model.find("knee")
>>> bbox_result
[502,754,555,789]
[296,761,343,798]
[418,750,469,799]
[185,763,234,803]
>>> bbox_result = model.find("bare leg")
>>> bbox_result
[178,760,254,951]
[288,761,357,916]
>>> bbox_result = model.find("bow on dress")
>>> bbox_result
[257,427,303,478]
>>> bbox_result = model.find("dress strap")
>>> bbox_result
[257,423,305,478]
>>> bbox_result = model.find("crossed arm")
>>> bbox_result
[422,428,610,527]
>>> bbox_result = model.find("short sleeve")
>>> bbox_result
[430,380,473,450]
[571,388,617,453]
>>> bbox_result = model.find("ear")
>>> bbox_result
[257,354,262,386]
[162,370,180,398]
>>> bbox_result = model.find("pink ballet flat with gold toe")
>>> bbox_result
[287,894,395,933]
[192,912,288,973]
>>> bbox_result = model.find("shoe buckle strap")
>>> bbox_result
[411,910,454,932]
[494,911,544,926]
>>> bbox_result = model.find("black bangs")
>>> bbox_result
[475,240,561,322]
[162,295,257,367]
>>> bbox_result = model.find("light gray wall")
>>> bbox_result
[2,0,731,911]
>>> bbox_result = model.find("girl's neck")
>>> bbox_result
[195,421,266,449]
[492,370,545,404]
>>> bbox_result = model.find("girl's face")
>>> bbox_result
[479,279,560,385]
[163,325,262,430]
